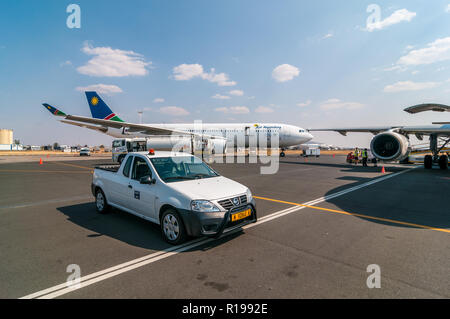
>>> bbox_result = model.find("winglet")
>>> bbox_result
[404,103,450,114]
[42,103,67,116]
[85,91,124,122]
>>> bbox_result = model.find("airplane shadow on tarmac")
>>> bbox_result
[279,159,408,173]
[323,168,449,231]
[57,203,243,250]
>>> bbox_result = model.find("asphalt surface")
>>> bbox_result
[0,155,448,298]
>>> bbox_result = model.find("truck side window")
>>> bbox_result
[123,156,133,178]
[132,157,151,180]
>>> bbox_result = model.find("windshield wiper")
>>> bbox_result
[192,173,215,179]
[164,176,195,181]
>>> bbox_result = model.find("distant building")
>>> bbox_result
[0,129,16,151]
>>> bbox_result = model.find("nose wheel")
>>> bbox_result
[279,149,286,157]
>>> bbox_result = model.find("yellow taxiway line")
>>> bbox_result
[254,195,450,234]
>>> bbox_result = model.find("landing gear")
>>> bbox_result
[438,155,448,170]
[424,155,433,169]
[424,134,450,169]
[280,149,285,157]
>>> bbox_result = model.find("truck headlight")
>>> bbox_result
[191,200,220,212]
[246,189,253,203]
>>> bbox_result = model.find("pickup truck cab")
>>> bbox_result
[92,151,257,244]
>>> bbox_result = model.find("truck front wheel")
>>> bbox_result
[161,209,187,245]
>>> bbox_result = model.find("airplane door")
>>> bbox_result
[244,126,256,147]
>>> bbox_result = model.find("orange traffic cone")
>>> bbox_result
[381,166,385,174]
[39,158,43,165]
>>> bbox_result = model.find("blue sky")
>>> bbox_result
[1,0,450,147]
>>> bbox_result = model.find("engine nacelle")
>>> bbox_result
[370,132,410,161]
[210,138,228,154]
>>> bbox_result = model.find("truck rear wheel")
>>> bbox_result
[161,208,187,245]
[95,189,110,214]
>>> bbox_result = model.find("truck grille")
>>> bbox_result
[218,195,247,210]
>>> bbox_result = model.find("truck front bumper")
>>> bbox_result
[178,199,257,238]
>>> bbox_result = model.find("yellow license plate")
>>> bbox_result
[231,209,251,222]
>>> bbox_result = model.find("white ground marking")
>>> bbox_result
[20,167,416,299]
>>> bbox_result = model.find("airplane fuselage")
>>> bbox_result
[105,123,313,149]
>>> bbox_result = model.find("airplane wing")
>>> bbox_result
[308,125,450,136]
[43,104,226,140]
[404,103,450,114]
[308,127,400,136]
[60,120,108,133]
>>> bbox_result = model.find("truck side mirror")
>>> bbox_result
[140,175,155,185]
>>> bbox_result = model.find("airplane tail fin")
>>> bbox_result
[85,91,124,122]
[42,103,67,116]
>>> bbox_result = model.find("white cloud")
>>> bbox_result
[77,43,151,77]
[153,98,165,103]
[397,37,450,66]
[383,81,440,92]
[446,4,450,12]
[172,64,236,86]
[229,89,244,96]
[172,64,204,80]
[159,106,189,116]
[320,98,364,110]
[297,100,312,107]
[202,69,237,86]
[272,64,300,82]
[255,106,274,113]
[75,84,123,94]
[60,60,72,67]
[366,9,416,32]
[215,106,250,114]
[212,94,230,100]
[322,33,334,39]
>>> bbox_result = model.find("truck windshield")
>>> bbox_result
[150,156,219,183]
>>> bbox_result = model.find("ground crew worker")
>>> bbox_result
[353,147,360,165]
[362,148,368,167]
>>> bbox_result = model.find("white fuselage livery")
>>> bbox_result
[105,123,313,149]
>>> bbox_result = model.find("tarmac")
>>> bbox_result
[0,154,448,298]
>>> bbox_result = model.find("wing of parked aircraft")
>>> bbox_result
[43,104,226,140]
[307,103,450,169]
[404,103,450,114]
[308,126,450,136]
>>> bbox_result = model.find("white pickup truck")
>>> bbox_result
[92,150,257,244]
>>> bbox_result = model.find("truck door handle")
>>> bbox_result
[128,185,132,189]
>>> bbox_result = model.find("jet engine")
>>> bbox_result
[370,131,410,161]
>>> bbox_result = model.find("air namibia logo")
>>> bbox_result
[91,96,99,106]
[254,124,260,128]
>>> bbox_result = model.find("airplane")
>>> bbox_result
[42,92,313,157]
[308,103,450,170]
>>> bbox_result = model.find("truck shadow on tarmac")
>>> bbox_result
[321,168,450,231]
[57,203,244,250]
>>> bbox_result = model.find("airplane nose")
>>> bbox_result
[306,132,314,141]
